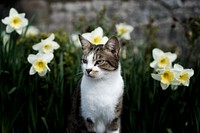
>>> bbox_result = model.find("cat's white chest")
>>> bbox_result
[80,75,124,123]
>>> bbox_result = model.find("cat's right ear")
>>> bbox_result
[79,35,91,50]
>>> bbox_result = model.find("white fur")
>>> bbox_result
[107,128,120,133]
[81,52,124,133]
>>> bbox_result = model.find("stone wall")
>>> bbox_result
[14,0,200,45]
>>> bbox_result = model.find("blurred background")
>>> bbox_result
[1,0,200,45]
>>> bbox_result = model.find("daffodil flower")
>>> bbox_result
[115,23,133,40]
[173,64,194,86]
[27,53,54,76]
[1,31,10,45]
[82,27,108,45]
[151,68,176,90]
[32,33,60,54]
[24,25,40,36]
[2,8,28,35]
[150,48,177,69]
[71,34,81,47]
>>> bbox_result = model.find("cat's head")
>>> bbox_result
[79,35,120,79]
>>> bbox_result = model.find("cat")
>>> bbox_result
[67,35,124,133]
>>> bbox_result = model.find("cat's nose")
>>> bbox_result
[86,69,92,74]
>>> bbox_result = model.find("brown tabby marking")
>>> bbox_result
[81,45,120,72]
[108,95,123,131]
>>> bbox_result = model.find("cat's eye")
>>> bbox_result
[81,59,88,64]
[95,60,104,65]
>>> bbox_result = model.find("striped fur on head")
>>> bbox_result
[79,35,120,71]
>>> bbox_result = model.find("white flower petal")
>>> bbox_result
[185,69,194,77]
[92,27,103,36]
[16,28,23,35]
[102,37,109,44]
[71,34,81,47]
[151,73,161,81]
[160,83,169,90]
[52,41,60,49]
[183,80,190,86]
[22,19,28,27]
[2,32,10,45]
[27,54,37,64]
[173,64,183,70]
[6,26,14,33]
[10,8,18,16]
[47,33,55,41]
[46,65,51,71]
[166,52,177,62]
[171,85,178,90]
[43,53,54,62]
[2,17,9,24]
[29,66,36,75]
[152,48,163,60]
[150,61,156,68]
[127,25,134,32]
[39,70,47,76]
[20,13,26,18]
[122,32,131,40]
[82,33,92,41]
[25,26,40,36]
[32,42,42,50]
[171,79,181,86]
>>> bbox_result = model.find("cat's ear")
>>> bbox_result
[79,35,91,49]
[105,36,120,56]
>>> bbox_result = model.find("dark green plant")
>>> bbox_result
[0,28,81,132]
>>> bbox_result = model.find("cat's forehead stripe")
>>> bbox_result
[90,45,103,52]
[83,45,102,56]
[84,45,103,60]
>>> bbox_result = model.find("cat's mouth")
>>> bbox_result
[86,73,96,78]
[85,70,99,79]
[86,73,94,78]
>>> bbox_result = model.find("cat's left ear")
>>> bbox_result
[79,35,91,50]
[105,36,120,56]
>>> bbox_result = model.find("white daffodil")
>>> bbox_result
[1,31,10,52]
[32,33,60,54]
[1,31,10,45]
[173,64,194,86]
[71,34,81,47]
[115,23,133,40]
[82,27,108,45]
[150,48,177,69]
[24,25,40,36]
[2,8,28,35]
[151,68,176,90]
[27,53,54,76]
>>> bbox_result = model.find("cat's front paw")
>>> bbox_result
[85,117,95,132]
[108,117,120,131]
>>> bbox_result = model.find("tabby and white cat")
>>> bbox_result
[67,35,124,133]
